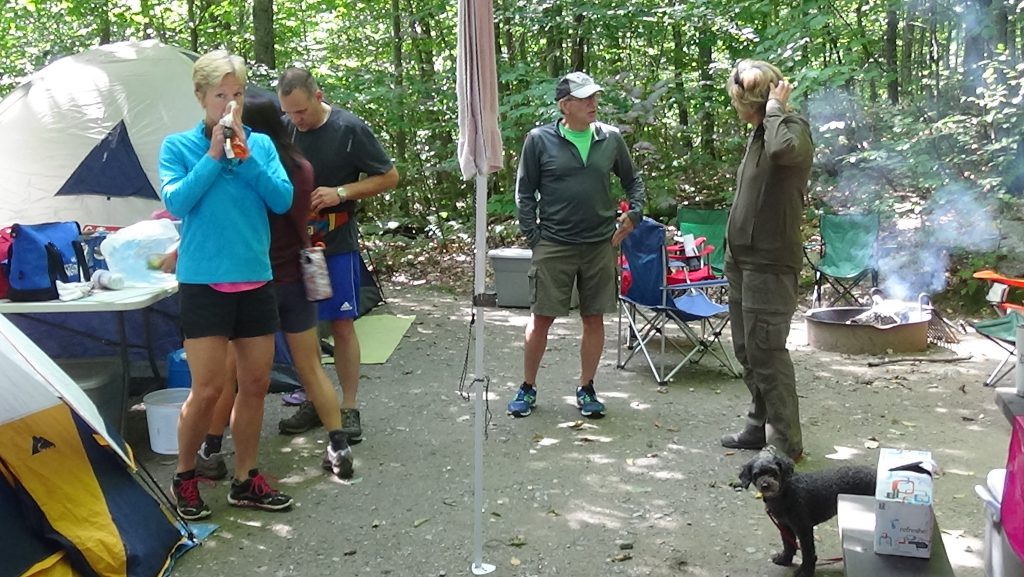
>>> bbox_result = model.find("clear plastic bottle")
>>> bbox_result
[220,101,249,160]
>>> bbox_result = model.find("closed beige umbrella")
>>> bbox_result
[456,0,502,573]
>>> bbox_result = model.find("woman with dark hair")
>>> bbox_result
[197,91,355,482]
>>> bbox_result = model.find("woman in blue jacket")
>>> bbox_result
[158,50,293,520]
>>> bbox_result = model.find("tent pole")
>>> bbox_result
[471,173,495,575]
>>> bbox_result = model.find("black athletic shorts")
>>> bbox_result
[274,281,317,333]
[179,283,279,340]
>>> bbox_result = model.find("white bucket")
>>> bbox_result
[143,388,189,455]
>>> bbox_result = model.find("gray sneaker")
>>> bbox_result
[340,408,362,442]
[278,400,321,434]
[195,450,228,480]
[321,442,354,479]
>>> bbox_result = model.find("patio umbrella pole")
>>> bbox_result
[471,173,495,575]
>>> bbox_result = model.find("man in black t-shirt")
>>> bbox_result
[277,68,400,442]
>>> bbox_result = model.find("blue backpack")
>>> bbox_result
[6,221,89,302]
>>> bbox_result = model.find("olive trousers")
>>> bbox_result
[725,261,803,457]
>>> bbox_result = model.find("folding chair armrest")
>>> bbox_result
[803,241,822,268]
[975,270,1024,289]
[1002,303,1024,314]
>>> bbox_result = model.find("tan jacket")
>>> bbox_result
[725,100,813,274]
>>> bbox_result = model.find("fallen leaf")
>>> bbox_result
[547,508,560,517]
[508,535,527,548]
[490,511,502,517]
[666,426,680,432]
[569,421,585,430]
[958,384,967,394]
[654,421,662,429]
[961,416,976,422]
[646,453,659,458]
[371,520,382,528]
[864,439,880,449]
[610,553,633,562]
[343,549,356,556]
[510,557,521,566]
[413,518,430,528]
[531,433,545,443]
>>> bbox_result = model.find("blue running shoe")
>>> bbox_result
[576,382,605,418]
[507,383,537,417]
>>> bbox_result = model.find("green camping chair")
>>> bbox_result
[806,212,880,308]
[677,207,729,275]
[972,311,1022,387]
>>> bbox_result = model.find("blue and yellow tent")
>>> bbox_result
[0,314,184,577]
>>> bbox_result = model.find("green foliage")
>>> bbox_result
[2,0,1024,297]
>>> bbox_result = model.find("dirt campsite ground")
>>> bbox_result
[127,282,1017,577]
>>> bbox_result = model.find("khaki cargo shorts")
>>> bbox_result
[529,239,617,317]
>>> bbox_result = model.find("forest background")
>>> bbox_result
[2,0,1023,311]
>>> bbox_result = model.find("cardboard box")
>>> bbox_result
[873,448,936,558]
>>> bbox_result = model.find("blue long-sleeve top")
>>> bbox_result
[159,121,293,284]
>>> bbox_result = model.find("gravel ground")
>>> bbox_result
[130,283,1014,577]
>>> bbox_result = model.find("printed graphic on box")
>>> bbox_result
[874,448,937,559]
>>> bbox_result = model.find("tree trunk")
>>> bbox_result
[697,28,715,160]
[855,0,877,101]
[543,3,565,77]
[253,0,275,68]
[672,24,692,151]
[929,0,941,105]
[962,0,992,97]
[570,12,586,71]
[389,0,406,162]
[96,0,111,45]
[187,0,198,52]
[992,0,1008,64]
[886,5,899,104]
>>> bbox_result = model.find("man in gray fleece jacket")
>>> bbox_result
[508,72,645,419]
[720,60,812,461]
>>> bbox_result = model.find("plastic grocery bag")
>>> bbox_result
[99,219,178,287]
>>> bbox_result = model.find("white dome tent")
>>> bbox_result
[0,40,197,227]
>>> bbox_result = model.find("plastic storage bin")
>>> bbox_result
[976,468,1024,577]
[488,248,578,308]
[166,348,191,389]
[489,248,533,308]
[55,357,123,432]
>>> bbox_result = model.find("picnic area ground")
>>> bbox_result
[127,282,1014,577]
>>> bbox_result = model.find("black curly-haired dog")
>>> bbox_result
[739,446,876,577]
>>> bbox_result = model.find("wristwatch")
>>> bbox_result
[336,186,348,202]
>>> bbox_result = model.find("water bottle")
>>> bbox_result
[220,101,249,160]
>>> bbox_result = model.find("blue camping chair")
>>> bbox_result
[617,218,741,385]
